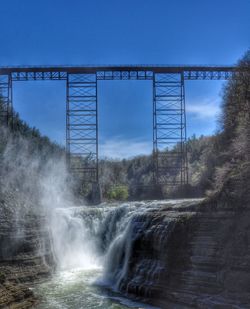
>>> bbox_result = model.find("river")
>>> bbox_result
[34,267,158,308]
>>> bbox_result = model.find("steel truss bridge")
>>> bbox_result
[0,65,247,186]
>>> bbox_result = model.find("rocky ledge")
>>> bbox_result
[0,192,54,309]
[116,200,250,308]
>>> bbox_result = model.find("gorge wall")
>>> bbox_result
[112,200,250,308]
[0,190,54,308]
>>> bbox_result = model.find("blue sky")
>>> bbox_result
[0,0,249,158]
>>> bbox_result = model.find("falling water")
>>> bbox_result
[34,200,192,308]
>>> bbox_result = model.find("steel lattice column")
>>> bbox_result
[66,73,98,183]
[0,74,12,126]
[153,72,188,185]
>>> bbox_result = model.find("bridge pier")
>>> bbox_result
[88,182,102,205]
[66,73,98,183]
[153,72,188,186]
[0,74,13,127]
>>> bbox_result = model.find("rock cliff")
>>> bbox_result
[114,201,250,308]
[0,190,54,309]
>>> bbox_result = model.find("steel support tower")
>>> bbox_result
[66,73,98,182]
[0,74,12,126]
[0,65,248,187]
[153,73,187,185]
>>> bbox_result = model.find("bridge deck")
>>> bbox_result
[0,65,245,74]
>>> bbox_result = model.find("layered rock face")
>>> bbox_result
[114,201,250,308]
[0,191,54,309]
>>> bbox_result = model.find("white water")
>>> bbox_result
[35,200,197,308]
[50,201,160,273]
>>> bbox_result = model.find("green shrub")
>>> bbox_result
[107,185,129,201]
[0,272,6,284]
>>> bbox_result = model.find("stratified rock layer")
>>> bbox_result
[117,201,250,308]
[0,191,54,309]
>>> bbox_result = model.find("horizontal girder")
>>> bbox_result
[0,65,248,81]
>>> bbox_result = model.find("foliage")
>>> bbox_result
[0,98,69,204]
[98,135,216,199]
[0,271,6,284]
[107,185,129,201]
[211,49,250,205]
[0,102,64,160]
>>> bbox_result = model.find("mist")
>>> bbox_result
[0,125,83,265]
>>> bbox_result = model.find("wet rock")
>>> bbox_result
[113,201,250,308]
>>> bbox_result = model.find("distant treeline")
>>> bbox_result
[98,134,216,199]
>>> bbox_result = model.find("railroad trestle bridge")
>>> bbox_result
[0,65,247,186]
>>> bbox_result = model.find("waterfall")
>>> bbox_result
[48,200,182,294]
[50,207,102,270]
[49,203,140,269]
